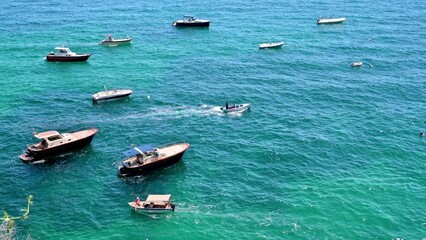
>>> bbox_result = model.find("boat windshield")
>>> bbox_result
[184,16,195,21]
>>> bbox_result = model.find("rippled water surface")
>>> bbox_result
[0,0,425,239]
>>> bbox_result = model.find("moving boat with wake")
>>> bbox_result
[129,194,175,213]
[20,128,98,164]
[118,143,190,177]
[220,103,251,113]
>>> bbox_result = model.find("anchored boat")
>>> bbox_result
[317,17,346,24]
[351,61,363,67]
[45,46,91,62]
[129,194,175,213]
[92,86,133,102]
[99,34,132,46]
[259,42,284,49]
[118,143,190,177]
[173,16,210,27]
[20,128,98,164]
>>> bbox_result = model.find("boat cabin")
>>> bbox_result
[122,145,161,167]
[54,47,76,56]
[31,131,76,149]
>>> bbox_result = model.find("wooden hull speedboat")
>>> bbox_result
[259,42,284,49]
[92,89,133,102]
[129,194,175,213]
[173,16,210,27]
[220,103,251,113]
[45,46,91,62]
[46,54,91,62]
[351,61,363,67]
[118,143,190,177]
[317,17,346,24]
[100,37,132,46]
[20,128,98,164]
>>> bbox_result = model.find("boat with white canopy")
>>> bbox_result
[45,46,91,62]
[129,194,175,213]
[20,128,98,163]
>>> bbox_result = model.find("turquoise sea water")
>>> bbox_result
[1,0,425,239]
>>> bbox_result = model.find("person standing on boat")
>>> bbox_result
[225,102,229,109]
[135,197,141,206]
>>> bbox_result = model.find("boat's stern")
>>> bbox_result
[19,149,35,163]
[19,153,32,163]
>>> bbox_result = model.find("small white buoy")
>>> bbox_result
[147,95,151,99]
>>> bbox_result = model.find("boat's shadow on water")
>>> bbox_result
[44,61,90,66]
[119,160,187,185]
[25,146,95,167]
[129,209,175,220]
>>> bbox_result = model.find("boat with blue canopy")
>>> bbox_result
[118,143,190,177]
[123,145,155,157]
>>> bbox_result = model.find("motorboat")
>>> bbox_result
[118,143,190,177]
[220,103,251,113]
[20,128,98,163]
[45,46,91,62]
[92,86,133,102]
[99,34,132,46]
[129,194,175,213]
[317,17,346,24]
[172,16,210,27]
[259,41,284,49]
[351,61,363,67]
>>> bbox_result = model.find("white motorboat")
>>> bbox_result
[220,103,251,113]
[259,41,284,49]
[129,194,175,213]
[99,34,132,45]
[92,86,132,102]
[317,17,346,24]
[351,61,363,67]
